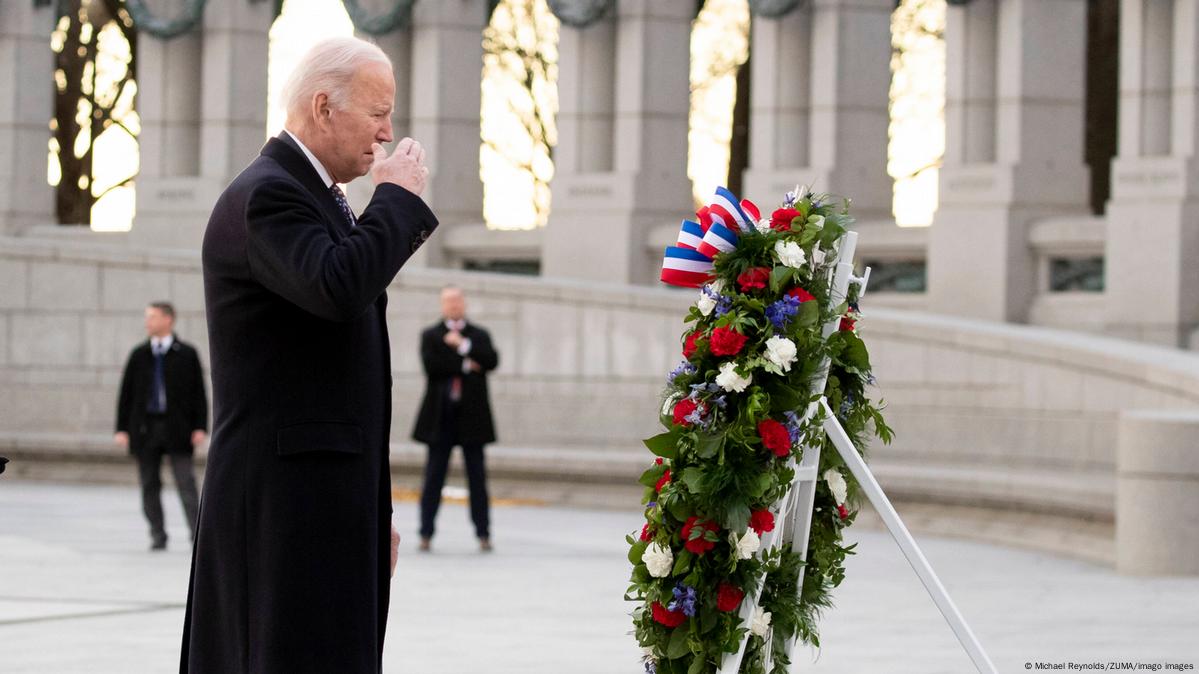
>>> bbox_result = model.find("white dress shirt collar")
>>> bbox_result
[151,334,174,353]
[283,129,335,189]
[445,319,467,332]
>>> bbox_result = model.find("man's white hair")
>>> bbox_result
[281,37,391,121]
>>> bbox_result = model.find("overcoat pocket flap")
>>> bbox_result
[276,422,364,456]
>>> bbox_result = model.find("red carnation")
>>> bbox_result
[737,267,771,293]
[837,504,849,520]
[681,516,719,555]
[655,469,672,492]
[716,583,745,612]
[749,509,775,535]
[840,316,857,332]
[788,287,815,303]
[655,457,663,465]
[683,330,704,358]
[640,523,653,542]
[652,601,687,628]
[709,326,748,357]
[672,398,701,427]
[758,419,792,457]
[770,207,803,232]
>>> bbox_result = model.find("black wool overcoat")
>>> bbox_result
[411,322,499,446]
[115,337,208,455]
[180,134,437,673]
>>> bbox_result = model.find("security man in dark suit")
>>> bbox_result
[413,286,499,552]
[114,301,208,550]
[180,37,436,674]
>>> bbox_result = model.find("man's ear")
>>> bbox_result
[312,92,332,128]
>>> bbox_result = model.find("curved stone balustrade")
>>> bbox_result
[3,233,1198,569]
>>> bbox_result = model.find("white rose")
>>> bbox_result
[763,336,798,372]
[755,217,773,235]
[807,214,825,230]
[697,292,716,317]
[824,468,848,505]
[731,529,760,560]
[750,606,772,637]
[715,362,752,393]
[774,240,806,269]
[643,541,674,578]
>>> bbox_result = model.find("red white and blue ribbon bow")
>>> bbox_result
[660,187,760,288]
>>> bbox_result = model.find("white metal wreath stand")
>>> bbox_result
[716,231,998,674]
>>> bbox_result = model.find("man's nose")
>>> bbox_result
[378,117,394,144]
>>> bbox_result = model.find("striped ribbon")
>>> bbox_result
[660,187,761,288]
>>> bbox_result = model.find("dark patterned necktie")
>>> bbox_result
[148,344,167,414]
[330,184,356,228]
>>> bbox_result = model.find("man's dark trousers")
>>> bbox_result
[136,416,199,545]
[418,403,490,540]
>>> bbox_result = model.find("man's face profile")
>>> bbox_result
[321,61,396,183]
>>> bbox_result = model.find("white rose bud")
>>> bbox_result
[715,361,752,393]
[824,468,849,505]
[764,336,798,372]
[750,606,772,637]
[643,541,674,578]
[774,240,806,269]
[733,529,761,560]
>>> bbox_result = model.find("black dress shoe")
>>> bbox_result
[150,538,167,551]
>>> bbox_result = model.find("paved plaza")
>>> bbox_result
[1,480,1197,673]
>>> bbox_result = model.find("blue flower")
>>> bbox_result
[668,583,698,617]
[783,410,803,444]
[714,295,734,317]
[667,361,696,385]
[766,295,802,331]
[644,660,656,674]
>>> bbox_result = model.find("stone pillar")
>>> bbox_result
[132,0,271,251]
[928,0,1090,323]
[542,0,692,284]
[742,0,892,219]
[1117,411,1199,575]
[403,0,488,267]
[0,1,56,233]
[1105,0,1199,347]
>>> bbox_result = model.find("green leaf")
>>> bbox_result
[667,625,691,659]
[680,466,706,495]
[796,299,820,327]
[673,548,694,576]
[768,382,803,414]
[748,471,775,498]
[644,429,681,459]
[838,331,872,371]
[723,501,751,532]
[629,540,648,565]
[688,654,709,674]
[695,431,725,460]
[769,265,793,294]
[640,466,665,488]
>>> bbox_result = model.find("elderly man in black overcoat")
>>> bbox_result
[180,36,437,673]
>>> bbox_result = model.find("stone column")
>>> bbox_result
[1105,0,1199,346]
[928,0,1090,323]
[0,1,56,233]
[132,0,271,251]
[403,0,488,267]
[742,0,892,219]
[542,0,692,284]
[1117,411,1199,575]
